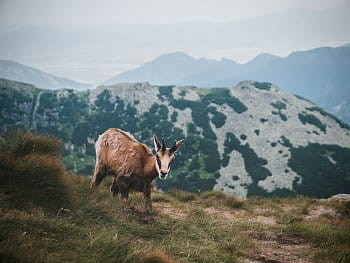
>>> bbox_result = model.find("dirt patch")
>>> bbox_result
[157,205,188,219]
[116,205,156,224]
[204,207,245,220]
[252,216,276,225]
[304,205,336,220]
[246,231,311,263]
[279,205,298,212]
[253,208,275,214]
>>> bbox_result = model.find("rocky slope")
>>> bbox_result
[1,78,349,198]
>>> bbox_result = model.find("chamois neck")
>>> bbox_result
[145,154,158,179]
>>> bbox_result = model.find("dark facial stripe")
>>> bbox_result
[156,155,161,167]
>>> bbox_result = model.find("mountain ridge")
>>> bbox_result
[104,45,350,124]
[0,60,92,90]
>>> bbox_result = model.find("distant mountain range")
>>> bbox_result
[105,45,350,124]
[0,60,91,90]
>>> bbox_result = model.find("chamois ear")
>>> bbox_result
[153,135,162,152]
[170,139,185,153]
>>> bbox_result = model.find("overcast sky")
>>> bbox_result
[0,0,350,83]
[1,0,349,28]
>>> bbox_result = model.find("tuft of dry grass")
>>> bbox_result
[286,219,350,262]
[199,190,244,209]
[332,200,350,218]
[133,249,176,263]
[0,130,61,158]
[0,130,68,211]
[168,189,197,202]
[152,193,173,203]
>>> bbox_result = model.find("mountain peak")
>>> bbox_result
[152,52,194,62]
[248,53,280,65]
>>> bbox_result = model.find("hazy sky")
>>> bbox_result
[0,0,350,83]
[1,0,349,27]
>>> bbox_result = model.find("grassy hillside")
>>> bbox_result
[1,132,349,262]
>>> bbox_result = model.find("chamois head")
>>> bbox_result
[153,135,184,179]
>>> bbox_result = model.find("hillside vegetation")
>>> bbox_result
[1,132,350,263]
[1,78,350,198]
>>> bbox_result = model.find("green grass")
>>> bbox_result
[286,219,350,262]
[2,174,350,262]
[1,131,350,262]
[168,190,197,202]
[198,191,244,209]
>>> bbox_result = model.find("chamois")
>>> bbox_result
[91,128,184,209]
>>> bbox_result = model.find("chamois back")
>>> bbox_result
[95,128,152,179]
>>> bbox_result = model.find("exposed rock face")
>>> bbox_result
[1,78,350,198]
[328,194,350,203]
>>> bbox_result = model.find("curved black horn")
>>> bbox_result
[170,140,177,152]
[162,138,166,151]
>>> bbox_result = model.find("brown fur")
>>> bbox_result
[91,128,184,209]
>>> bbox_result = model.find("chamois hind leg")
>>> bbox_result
[143,185,152,211]
[119,185,131,207]
[110,177,119,199]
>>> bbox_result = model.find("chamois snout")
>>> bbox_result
[159,171,168,179]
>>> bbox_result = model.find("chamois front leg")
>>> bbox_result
[143,185,152,211]
[91,165,107,188]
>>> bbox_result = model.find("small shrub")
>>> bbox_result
[298,112,326,133]
[240,134,247,140]
[253,82,271,90]
[260,118,268,123]
[271,101,287,110]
